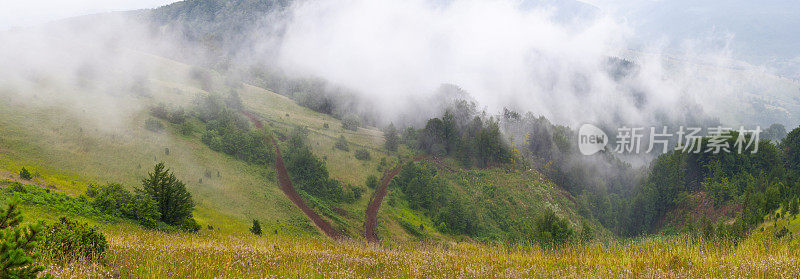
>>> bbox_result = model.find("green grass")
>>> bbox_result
[40,224,800,278]
[0,72,311,236]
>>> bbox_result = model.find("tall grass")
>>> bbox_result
[44,227,800,278]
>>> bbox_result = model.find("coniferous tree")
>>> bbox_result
[384,123,399,152]
[0,200,46,278]
[139,163,195,226]
[18,167,32,180]
[250,220,262,236]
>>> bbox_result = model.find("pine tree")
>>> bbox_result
[139,163,195,226]
[250,219,262,236]
[384,123,399,152]
[0,200,46,278]
[18,167,32,180]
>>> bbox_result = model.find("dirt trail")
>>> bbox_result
[241,110,340,238]
[364,165,403,243]
[364,155,428,243]
[272,140,342,239]
[242,111,264,129]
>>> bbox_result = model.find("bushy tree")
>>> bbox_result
[763,123,787,142]
[139,163,196,228]
[391,162,448,213]
[783,126,800,173]
[145,118,164,132]
[416,110,511,167]
[285,129,346,201]
[365,175,378,189]
[341,114,360,131]
[250,219,262,236]
[39,217,107,262]
[0,200,46,278]
[354,149,371,160]
[533,209,573,245]
[90,183,161,228]
[18,167,32,180]
[384,123,399,152]
[335,135,349,151]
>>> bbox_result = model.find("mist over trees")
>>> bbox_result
[414,100,512,168]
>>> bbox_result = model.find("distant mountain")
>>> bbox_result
[143,0,600,57]
[143,0,291,59]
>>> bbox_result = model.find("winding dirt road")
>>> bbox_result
[272,139,342,239]
[243,110,340,239]
[364,164,403,243]
[243,109,446,243]
[364,156,431,243]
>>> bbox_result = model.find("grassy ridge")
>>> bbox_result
[0,84,306,235]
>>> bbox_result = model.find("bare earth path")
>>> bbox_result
[364,164,403,243]
[243,110,340,239]
[364,156,431,243]
[272,139,341,239]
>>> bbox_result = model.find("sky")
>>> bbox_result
[0,0,633,30]
[0,0,180,29]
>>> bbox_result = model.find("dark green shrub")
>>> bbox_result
[354,149,371,160]
[151,103,186,124]
[0,200,46,278]
[341,114,360,131]
[178,218,201,233]
[700,218,715,240]
[533,209,573,246]
[350,185,364,200]
[85,184,98,198]
[10,183,101,218]
[145,118,164,132]
[285,131,346,202]
[250,219,262,235]
[365,175,378,189]
[90,183,161,228]
[19,167,32,180]
[39,217,107,262]
[179,121,195,136]
[579,223,594,242]
[335,135,349,151]
[384,123,399,152]
[11,181,27,193]
[200,115,273,165]
[775,226,790,238]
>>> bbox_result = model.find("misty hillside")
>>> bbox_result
[145,0,290,56]
[0,35,595,243]
[1,0,800,277]
[130,0,800,130]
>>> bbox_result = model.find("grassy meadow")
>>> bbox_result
[41,224,800,278]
